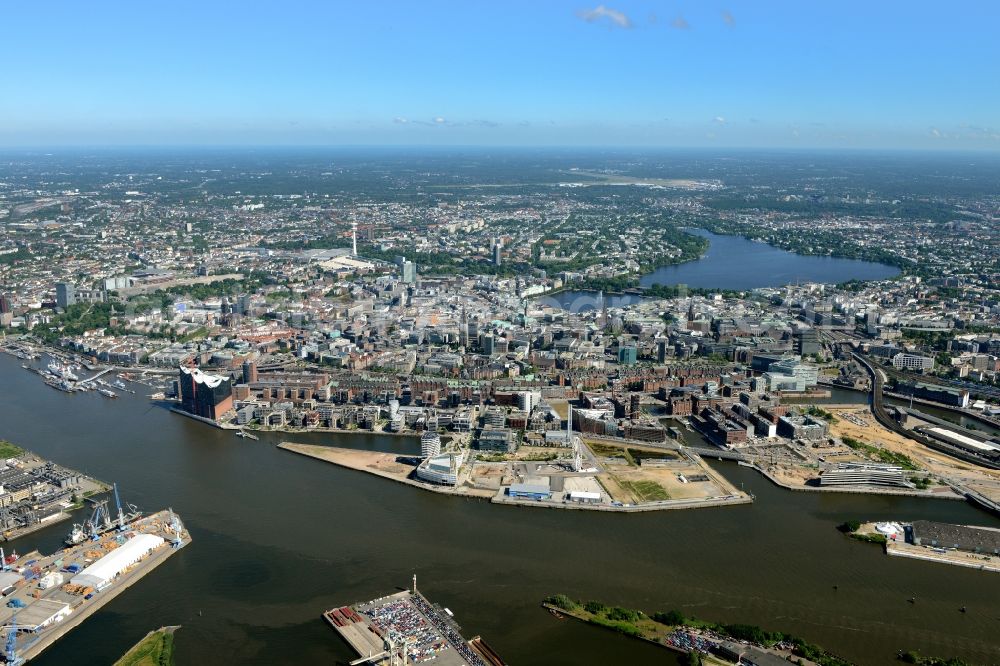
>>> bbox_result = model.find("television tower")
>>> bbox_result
[351,221,358,256]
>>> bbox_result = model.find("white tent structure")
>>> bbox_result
[70,534,165,590]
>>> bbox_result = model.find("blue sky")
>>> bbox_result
[1,1,998,149]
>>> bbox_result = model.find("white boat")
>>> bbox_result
[64,524,86,546]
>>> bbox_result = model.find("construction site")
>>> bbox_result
[280,404,751,513]
[324,578,504,666]
[0,506,190,665]
[827,405,1000,502]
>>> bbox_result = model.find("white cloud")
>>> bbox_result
[671,15,690,29]
[713,116,726,125]
[577,5,633,29]
[397,117,500,129]
[721,10,735,26]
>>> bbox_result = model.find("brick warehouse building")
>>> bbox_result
[179,366,234,420]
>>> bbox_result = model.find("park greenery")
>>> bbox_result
[850,532,888,545]
[806,406,836,422]
[114,628,176,666]
[543,595,854,666]
[0,247,33,265]
[898,651,973,666]
[837,521,888,545]
[35,302,124,343]
[31,271,278,344]
[0,440,25,459]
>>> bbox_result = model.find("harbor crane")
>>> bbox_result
[114,483,126,531]
[168,508,184,547]
[4,610,23,666]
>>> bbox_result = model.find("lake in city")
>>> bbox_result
[542,229,900,311]
[641,229,901,289]
[0,353,997,666]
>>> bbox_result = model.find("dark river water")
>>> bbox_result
[1,354,998,666]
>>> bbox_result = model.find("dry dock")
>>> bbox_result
[1,510,191,664]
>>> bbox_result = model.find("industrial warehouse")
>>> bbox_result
[0,509,190,664]
[68,534,166,590]
[852,519,1000,574]
[910,520,1000,555]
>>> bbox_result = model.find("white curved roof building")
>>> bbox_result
[416,452,463,486]
[70,534,165,590]
[179,365,227,388]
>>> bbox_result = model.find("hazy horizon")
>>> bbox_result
[3,1,998,151]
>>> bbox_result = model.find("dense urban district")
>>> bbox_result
[1,150,1000,664]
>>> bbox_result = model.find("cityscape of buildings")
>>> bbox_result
[1,151,999,665]
[3,0,1000,663]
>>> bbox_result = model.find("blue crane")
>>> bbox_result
[4,609,23,666]
[113,483,125,531]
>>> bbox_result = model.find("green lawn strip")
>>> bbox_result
[841,436,918,470]
[620,479,670,502]
[115,628,177,666]
[0,440,25,459]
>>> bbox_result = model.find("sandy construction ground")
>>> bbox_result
[278,443,495,498]
[585,441,742,503]
[826,406,1000,501]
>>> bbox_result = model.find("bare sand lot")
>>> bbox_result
[827,406,1000,501]
[278,443,495,498]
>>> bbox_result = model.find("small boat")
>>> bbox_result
[235,430,259,441]
[64,524,86,546]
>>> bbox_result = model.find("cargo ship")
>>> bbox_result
[1,509,190,665]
